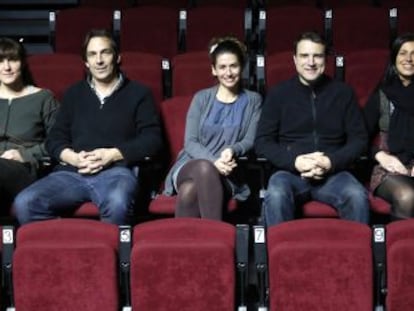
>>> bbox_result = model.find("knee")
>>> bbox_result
[341,179,368,202]
[101,191,133,225]
[396,190,414,207]
[193,159,218,175]
[266,172,292,197]
[393,189,414,217]
[338,184,369,223]
[13,188,36,225]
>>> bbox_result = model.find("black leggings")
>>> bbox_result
[376,174,414,219]
[175,159,227,220]
[0,158,35,212]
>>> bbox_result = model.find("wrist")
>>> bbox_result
[60,148,78,167]
[375,150,388,162]
[109,148,123,162]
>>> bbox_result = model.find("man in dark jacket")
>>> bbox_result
[255,31,369,227]
[14,29,162,225]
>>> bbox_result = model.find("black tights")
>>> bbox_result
[175,159,225,220]
[376,175,414,219]
[0,158,34,214]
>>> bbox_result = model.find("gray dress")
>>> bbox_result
[163,85,262,201]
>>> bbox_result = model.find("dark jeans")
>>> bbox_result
[262,170,370,227]
[14,166,137,225]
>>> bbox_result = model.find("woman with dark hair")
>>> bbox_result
[0,37,58,213]
[364,33,414,220]
[163,36,262,220]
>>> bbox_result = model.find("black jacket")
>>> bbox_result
[255,75,367,173]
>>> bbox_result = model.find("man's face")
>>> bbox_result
[293,39,326,86]
[85,36,120,84]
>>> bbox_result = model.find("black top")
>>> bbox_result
[255,75,367,173]
[46,77,162,171]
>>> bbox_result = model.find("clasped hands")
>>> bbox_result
[376,151,412,176]
[214,148,237,176]
[61,148,121,175]
[295,151,332,180]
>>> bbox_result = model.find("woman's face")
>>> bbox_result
[396,41,414,85]
[0,56,23,87]
[211,52,242,91]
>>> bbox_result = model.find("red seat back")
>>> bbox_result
[55,7,114,54]
[121,51,165,110]
[28,53,84,100]
[131,218,236,311]
[172,51,215,97]
[386,219,414,311]
[13,219,119,311]
[120,7,179,58]
[267,219,373,311]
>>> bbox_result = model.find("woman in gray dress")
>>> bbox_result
[164,36,262,220]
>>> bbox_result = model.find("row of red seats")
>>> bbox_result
[0,218,248,311]
[27,51,212,104]
[258,6,414,55]
[28,48,390,108]
[1,217,413,310]
[51,6,250,58]
[76,0,414,9]
[48,6,414,58]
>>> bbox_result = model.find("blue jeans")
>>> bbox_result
[263,170,370,227]
[14,166,137,225]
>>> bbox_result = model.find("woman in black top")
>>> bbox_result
[364,33,414,219]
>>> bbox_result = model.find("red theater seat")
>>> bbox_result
[344,48,389,106]
[266,219,373,311]
[258,6,324,54]
[386,219,414,311]
[130,218,236,311]
[172,51,215,97]
[181,6,250,53]
[13,219,119,311]
[121,51,166,110]
[53,7,114,54]
[28,53,84,101]
[118,6,179,58]
[329,7,390,55]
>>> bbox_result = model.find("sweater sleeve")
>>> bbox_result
[254,86,300,171]
[324,89,368,172]
[46,88,76,162]
[19,91,59,166]
[362,90,381,159]
[229,91,262,157]
[183,91,217,162]
[115,88,162,165]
